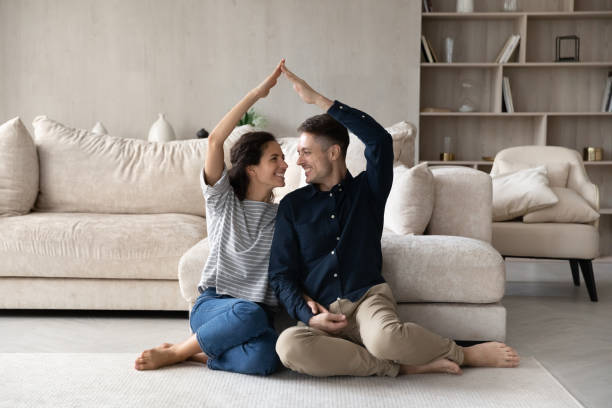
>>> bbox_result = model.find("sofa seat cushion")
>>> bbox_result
[381,233,505,303]
[492,221,599,259]
[0,212,206,279]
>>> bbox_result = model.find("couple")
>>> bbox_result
[135,60,520,377]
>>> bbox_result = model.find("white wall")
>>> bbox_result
[0,0,421,140]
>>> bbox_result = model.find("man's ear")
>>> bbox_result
[328,144,342,161]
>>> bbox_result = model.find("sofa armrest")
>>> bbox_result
[178,237,209,306]
[426,166,492,243]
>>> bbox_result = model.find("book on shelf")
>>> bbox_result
[421,35,438,63]
[495,34,520,63]
[602,72,612,112]
[426,37,439,62]
[502,76,515,113]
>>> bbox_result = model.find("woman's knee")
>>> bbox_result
[231,301,268,325]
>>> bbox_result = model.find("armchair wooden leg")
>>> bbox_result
[578,260,598,302]
[569,260,580,287]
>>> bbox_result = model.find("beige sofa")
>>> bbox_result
[1,115,505,342]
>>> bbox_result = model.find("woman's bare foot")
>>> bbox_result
[187,353,208,365]
[462,342,520,368]
[400,358,462,375]
[135,342,184,370]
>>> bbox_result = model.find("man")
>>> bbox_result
[269,62,520,377]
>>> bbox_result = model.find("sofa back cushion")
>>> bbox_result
[384,163,434,235]
[0,117,39,216]
[32,116,209,216]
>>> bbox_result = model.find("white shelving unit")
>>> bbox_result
[419,0,612,259]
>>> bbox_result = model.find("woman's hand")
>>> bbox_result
[281,61,333,111]
[254,58,284,99]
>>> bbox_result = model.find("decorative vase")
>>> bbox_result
[91,121,108,135]
[148,113,176,142]
[456,0,473,13]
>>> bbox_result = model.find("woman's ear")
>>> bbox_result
[247,165,256,177]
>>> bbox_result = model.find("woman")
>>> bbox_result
[135,59,288,375]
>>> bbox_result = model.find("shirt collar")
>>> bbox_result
[306,170,354,198]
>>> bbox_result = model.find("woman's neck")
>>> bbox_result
[245,185,273,203]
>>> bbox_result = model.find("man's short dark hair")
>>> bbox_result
[297,114,349,158]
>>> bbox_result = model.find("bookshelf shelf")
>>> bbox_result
[419,1,612,258]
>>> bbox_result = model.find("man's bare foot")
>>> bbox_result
[400,358,462,375]
[462,342,520,368]
[187,353,208,365]
[135,342,184,370]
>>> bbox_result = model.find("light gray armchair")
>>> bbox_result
[490,146,600,301]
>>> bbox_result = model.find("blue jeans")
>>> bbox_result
[189,287,280,376]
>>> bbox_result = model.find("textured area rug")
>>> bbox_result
[0,353,582,408]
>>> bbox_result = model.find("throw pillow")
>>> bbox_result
[0,117,39,216]
[492,166,559,222]
[345,121,415,176]
[523,187,600,224]
[384,163,434,235]
[496,159,570,188]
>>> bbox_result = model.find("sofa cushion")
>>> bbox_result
[381,233,505,303]
[32,116,209,216]
[492,166,558,222]
[384,163,434,235]
[523,187,599,224]
[0,212,206,280]
[0,117,39,216]
[496,159,570,188]
[492,221,599,259]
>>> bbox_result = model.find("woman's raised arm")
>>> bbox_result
[204,59,284,186]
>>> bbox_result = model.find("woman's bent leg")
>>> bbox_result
[190,298,272,359]
[208,328,279,376]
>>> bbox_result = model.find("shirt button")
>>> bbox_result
[334,273,338,278]
[361,115,365,118]
[330,214,335,219]
[339,188,343,192]
[337,297,341,300]
[336,236,340,241]
[329,192,333,197]
[339,106,343,109]
[331,250,335,255]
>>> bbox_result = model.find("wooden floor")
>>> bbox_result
[1,260,610,408]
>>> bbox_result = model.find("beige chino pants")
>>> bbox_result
[276,283,464,377]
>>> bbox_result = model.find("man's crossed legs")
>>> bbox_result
[276,283,519,377]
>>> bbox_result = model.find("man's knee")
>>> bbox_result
[275,326,311,368]
[363,323,407,361]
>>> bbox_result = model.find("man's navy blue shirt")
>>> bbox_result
[268,100,394,324]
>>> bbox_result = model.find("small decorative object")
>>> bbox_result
[91,121,108,135]
[197,128,209,139]
[583,147,603,161]
[503,0,518,11]
[456,0,473,13]
[440,136,455,161]
[421,107,452,113]
[445,37,455,63]
[148,113,176,142]
[457,78,479,112]
[482,156,495,162]
[238,108,266,128]
[555,35,580,62]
